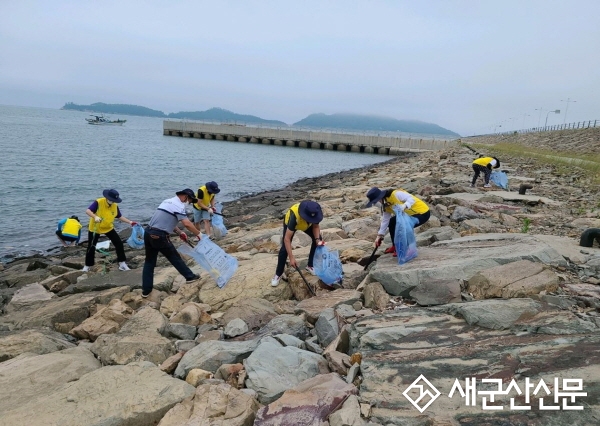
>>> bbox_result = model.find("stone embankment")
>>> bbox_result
[1,141,600,425]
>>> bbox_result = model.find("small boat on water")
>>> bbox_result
[85,115,127,125]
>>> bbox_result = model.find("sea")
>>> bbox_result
[0,105,392,261]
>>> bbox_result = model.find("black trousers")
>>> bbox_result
[472,164,492,185]
[275,224,317,277]
[389,210,431,244]
[85,229,126,266]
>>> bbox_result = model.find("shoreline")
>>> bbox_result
[1,155,404,266]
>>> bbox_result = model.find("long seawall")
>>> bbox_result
[163,121,457,155]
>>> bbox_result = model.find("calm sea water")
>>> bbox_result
[0,105,391,261]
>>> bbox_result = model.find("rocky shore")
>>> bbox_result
[1,133,599,426]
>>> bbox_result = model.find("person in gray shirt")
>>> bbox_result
[142,189,203,297]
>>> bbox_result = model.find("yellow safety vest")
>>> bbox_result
[88,197,118,233]
[383,190,429,216]
[473,157,494,167]
[62,218,82,238]
[284,203,310,232]
[193,185,215,210]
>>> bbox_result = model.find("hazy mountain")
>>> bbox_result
[167,107,287,126]
[62,102,166,117]
[294,113,460,136]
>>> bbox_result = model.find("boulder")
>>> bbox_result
[273,333,306,349]
[295,290,363,323]
[170,303,211,326]
[5,283,56,312]
[225,318,250,338]
[363,282,389,311]
[467,260,559,299]
[244,340,331,404]
[185,368,213,386]
[342,217,379,241]
[329,395,366,426]
[458,218,499,233]
[315,308,339,347]
[249,314,310,341]
[409,279,462,306]
[57,268,143,296]
[221,298,278,330]
[175,339,259,378]
[254,373,357,425]
[199,257,292,311]
[450,206,481,222]
[416,226,460,247]
[168,323,197,341]
[158,381,259,426]
[69,299,134,341]
[369,234,566,297]
[160,352,185,374]
[0,347,100,414]
[1,361,194,426]
[90,307,175,365]
[0,328,76,361]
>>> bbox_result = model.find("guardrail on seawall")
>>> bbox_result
[163,121,457,155]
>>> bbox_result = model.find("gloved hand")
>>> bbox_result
[194,234,202,242]
[317,240,326,246]
[208,207,215,215]
[179,233,188,242]
[374,235,383,248]
[398,204,407,212]
[94,216,102,223]
[130,222,137,227]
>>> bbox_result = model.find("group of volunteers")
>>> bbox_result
[55,155,501,295]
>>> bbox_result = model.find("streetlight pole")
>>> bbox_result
[522,113,530,129]
[545,109,561,129]
[560,98,576,124]
[534,108,545,128]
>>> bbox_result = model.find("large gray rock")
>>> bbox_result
[57,268,143,296]
[221,297,279,330]
[69,299,134,341]
[329,394,366,426]
[0,347,100,415]
[295,290,363,323]
[0,328,76,361]
[369,234,566,297]
[450,206,481,222]
[168,323,197,341]
[5,283,56,312]
[249,314,310,341]
[254,373,357,425]
[363,282,389,311]
[315,308,339,347]
[244,340,330,403]
[225,318,250,337]
[175,339,259,378]
[90,306,175,365]
[416,226,460,247]
[350,309,600,425]
[467,259,559,299]
[409,279,462,306]
[158,381,259,426]
[1,361,195,426]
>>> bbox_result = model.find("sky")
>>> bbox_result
[1,0,599,136]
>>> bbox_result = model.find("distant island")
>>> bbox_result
[62,102,460,136]
[294,113,460,137]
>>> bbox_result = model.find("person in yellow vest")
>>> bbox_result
[56,215,82,247]
[271,200,325,287]
[471,156,500,188]
[83,189,137,272]
[192,181,220,239]
[366,187,431,256]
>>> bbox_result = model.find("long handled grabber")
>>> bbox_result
[294,266,316,297]
[363,246,379,270]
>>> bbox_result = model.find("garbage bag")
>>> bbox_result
[313,245,343,286]
[178,236,238,288]
[127,224,145,249]
[211,202,228,238]
[393,207,419,265]
[490,171,509,190]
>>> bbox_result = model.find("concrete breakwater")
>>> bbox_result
[163,120,457,155]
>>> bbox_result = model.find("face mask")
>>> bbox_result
[107,200,113,206]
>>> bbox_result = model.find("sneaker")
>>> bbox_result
[305,266,316,275]
[483,184,491,188]
[186,274,201,282]
[141,292,150,298]
[384,246,396,254]
[271,275,281,287]
[118,262,131,271]
[82,266,90,272]
[469,184,475,188]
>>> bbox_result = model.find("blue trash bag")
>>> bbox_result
[393,206,419,265]
[177,235,238,288]
[490,171,509,190]
[211,202,228,238]
[127,224,145,249]
[313,245,344,286]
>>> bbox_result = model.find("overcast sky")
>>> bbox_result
[1,1,599,136]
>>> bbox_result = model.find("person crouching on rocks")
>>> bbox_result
[192,181,220,240]
[366,187,430,256]
[56,215,82,247]
[471,156,500,188]
[142,189,203,298]
[84,189,136,272]
[271,200,325,287]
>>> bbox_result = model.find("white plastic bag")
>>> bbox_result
[178,236,238,288]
